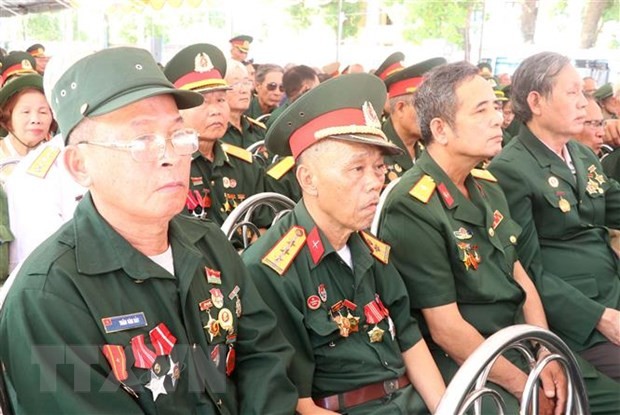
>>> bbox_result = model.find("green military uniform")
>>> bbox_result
[220,115,265,150]
[489,126,620,353]
[601,148,620,182]
[265,100,289,129]
[501,128,513,147]
[382,117,423,184]
[186,140,268,227]
[380,151,620,413]
[264,156,301,202]
[0,185,13,282]
[242,202,428,414]
[244,95,265,121]
[0,193,297,414]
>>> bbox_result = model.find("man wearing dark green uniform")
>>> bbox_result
[379,61,571,414]
[242,73,446,415]
[0,47,297,414]
[244,64,284,121]
[489,52,620,386]
[164,44,268,226]
[381,58,446,185]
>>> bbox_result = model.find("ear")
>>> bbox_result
[64,145,92,187]
[527,91,542,116]
[429,117,449,145]
[295,162,318,197]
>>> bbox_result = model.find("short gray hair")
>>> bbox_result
[255,64,283,84]
[511,51,571,123]
[414,61,479,145]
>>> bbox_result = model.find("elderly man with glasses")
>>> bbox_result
[0,47,297,414]
[245,64,284,121]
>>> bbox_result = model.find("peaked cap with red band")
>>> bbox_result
[26,43,46,58]
[0,51,37,87]
[374,52,405,81]
[229,35,253,52]
[164,43,230,93]
[384,57,446,98]
[265,73,403,159]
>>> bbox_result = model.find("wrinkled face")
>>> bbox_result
[305,140,386,232]
[79,95,192,223]
[180,90,230,142]
[501,100,514,129]
[535,64,587,137]
[576,99,605,154]
[256,70,283,110]
[445,75,504,161]
[10,89,53,146]
[226,67,253,112]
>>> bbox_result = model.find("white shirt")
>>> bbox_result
[5,134,87,272]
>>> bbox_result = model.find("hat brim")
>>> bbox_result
[192,84,232,93]
[0,73,43,106]
[89,85,204,118]
[330,133,403,156]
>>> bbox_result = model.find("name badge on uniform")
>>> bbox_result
[102,312,148,334]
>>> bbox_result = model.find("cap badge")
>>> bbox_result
[194,53,213,73]
[21,59,32,70]
[362,101,381,129]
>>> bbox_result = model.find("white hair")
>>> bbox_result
[225,58,248,79]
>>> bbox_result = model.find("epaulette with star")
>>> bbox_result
[261,226,307,276]
[27,146,60,178]
[221,143,253,164]
[267,156,295,180]
[245,115,267,130]
[409,174,436,203]
[359,231,390,264]
[471,168,497,182]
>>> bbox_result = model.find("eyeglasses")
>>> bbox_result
[584,120,606,128]
[78,128,199,162]
[265,82,284,92]
[230,80,253,90]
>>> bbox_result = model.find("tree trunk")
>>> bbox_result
[580,0,608,49]
[520,0,537,43]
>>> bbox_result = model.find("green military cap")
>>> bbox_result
[229,35,253,53]
[164,43,230,93]
[26,43,46,58]
[0,51,42,121]
[594,82,613,101]
[374,52,405,81]
[50,46,203,141]
[384,57,446,98]
[266,73,403,159]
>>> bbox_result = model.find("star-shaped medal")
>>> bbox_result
[145,369,167,401]
[167,356,180,388]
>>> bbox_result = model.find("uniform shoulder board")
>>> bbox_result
[409,174,436,203]
[221,143,253,164]
[261,226,307,276]
[359,231,390,264]
[27,146,60,179]
[245,116,266,130]
[267,156,295,180]
[471,168,497,182]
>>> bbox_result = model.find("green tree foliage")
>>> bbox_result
[23,13,62,41]
[286,0,366,38]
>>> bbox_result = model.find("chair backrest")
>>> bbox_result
[435,324,589,415]
[370,177,401,236]
[220,192,296,251]
[599,144,614,161]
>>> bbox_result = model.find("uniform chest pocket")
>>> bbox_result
[539,192,577,235]
[305,309,341,349]
[543,191,577,211]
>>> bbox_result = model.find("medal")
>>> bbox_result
[333,314,351,337]
[218,308,234,332]
[145,369,167,401]
[210,345,221,366]
[223,177,230,188]
[167,356,180,387]
[226,346,236,376]
[558,197,571,213]
[205,267,222,285]
[394,164,402,173]
[453,227,473,240]
[368,325,385,343]
[205,314,220,341]
[548,176,559,188]
[457,242,481,270]
[210,288,224,309]
[347,311,360,333]
[318,283,327,303]
[228,285,242,317]
[229,179,237,188]
[307,295,321,310]
[388,171,398,181]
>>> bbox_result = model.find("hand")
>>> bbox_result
[596,308,620,346]
[538,358,568,415]
[604,119,620,147]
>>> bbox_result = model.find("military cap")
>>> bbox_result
[26,43,46,58]
[266,73,403,159]
[374,52,405,81]
[594,82,613,101]
[0,51,37,87]
[493,87,509,102]
[384,57,446,98]
[229,35,253,53]
[50,46,203,141]
[164,43,230,93]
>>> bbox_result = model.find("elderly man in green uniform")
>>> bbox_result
[378,61,572,414]
[229,34,252,63]
[242,73,446,415]
[489,52,620,388]
[244,63,284,121]
[0,47,297,414]
[382,58,446,185]
[164,43,268,226]
[221,58,266,150]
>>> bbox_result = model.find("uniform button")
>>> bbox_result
[134,279,144,284]
[192,343,197,350]
[509,235,517,244]
[383,361,389,367]
[488,228,495,237]
[328,342,336,348]
[216,399,222,407]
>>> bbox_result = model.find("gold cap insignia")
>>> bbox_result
[194,52,213,73]
[362,101,381,129]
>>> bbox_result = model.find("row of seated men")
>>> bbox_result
[0,41,618,414]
